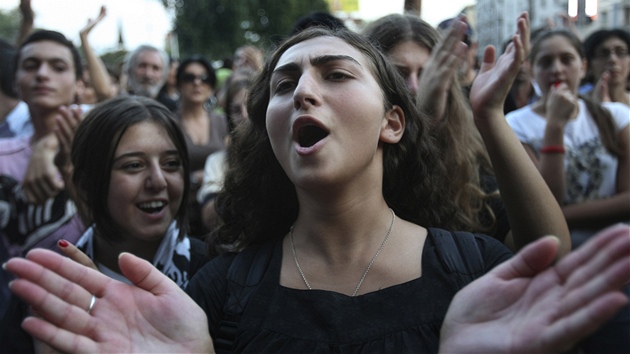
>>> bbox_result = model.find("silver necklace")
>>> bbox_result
[289,208,396,297]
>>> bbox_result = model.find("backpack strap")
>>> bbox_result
[429,228,484,288]
[214,241,275,353]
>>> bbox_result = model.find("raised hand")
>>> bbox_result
[80,5,106,39]
[416,17,468,123]
[22,105,83,204]
[469,12,530,121]
[19,0,34,21]
[23,133,63,204]
[5,249,214,353]
[545,81,580,127]
[591,70,612,103]
[439,223,630,353]
[54,104,83,166]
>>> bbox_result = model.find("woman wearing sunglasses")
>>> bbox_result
[175,56,229,178]
[175,56,229,234]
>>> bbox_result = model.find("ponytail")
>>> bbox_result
[580,95,622,156]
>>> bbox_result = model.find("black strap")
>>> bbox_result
[215,241,275,353]
[429,228,484,288]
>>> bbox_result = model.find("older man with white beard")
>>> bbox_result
[123,45,171,104]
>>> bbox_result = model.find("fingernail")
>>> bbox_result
[2,262,7,270]
[58,239,69,248]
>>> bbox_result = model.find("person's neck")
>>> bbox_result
[608,83,630,105]
[0,95,20,123]
[291,195,393,266]
[93,232,162,274]
[179,102,207,120]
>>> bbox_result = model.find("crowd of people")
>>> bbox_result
[0,0,629,353]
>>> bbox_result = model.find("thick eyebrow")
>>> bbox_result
[310,54,362,68]
[272,54,362,76]
[113,150,180,163]
[22,56,70,65]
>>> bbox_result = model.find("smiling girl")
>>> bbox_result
[70,95,209,282]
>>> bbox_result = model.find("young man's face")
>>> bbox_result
[16,40,78,110]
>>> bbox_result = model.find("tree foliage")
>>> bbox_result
[0,7,22,43]
[161,0,329,61]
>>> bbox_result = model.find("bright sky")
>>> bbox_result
[0,0,474,55]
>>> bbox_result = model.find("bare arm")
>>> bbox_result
[469,13,571,256]
[16,0,34,45]
[79,6,116,102]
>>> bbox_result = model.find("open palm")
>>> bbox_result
[440,224,630,353]
[469,13,530,120]
[6,250,213,353]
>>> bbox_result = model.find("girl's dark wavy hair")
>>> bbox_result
[71,96,190,241]
[363,14,499,235]
[209,27,455,255]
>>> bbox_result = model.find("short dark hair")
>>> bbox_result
[290,11,347,36]
[71,96,190,241]
[15,30,83,81]
[176,56,217,89]
[583,28,630,62]
[0,38,18,98]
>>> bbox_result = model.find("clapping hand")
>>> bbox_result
[5,250,214,353]
[469,12,530,122]
[416,17,469,123]
[440,223,630,353]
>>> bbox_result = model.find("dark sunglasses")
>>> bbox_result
[181,73,212,84]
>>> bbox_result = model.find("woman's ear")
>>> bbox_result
[380,105,405,144]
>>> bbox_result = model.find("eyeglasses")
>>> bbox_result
[180,73,212,85]
[593,47,629,60]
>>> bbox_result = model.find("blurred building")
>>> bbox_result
[476,0,630,54]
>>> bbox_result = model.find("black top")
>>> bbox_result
[186,229,512,353]
[479,168,510,242]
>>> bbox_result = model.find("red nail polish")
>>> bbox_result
[58,239,69,248]
[553,81,561,88]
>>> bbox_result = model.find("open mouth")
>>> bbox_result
[298,125,329,148]
[137,201,166,214]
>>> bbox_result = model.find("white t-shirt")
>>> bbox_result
[507,100,629,205]
[197,150,227,204]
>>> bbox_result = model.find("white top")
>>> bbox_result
[197,150,227,204]
[507,100,630,205]
[0,101,32,138]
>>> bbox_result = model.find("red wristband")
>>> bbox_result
[540,145,565,154]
